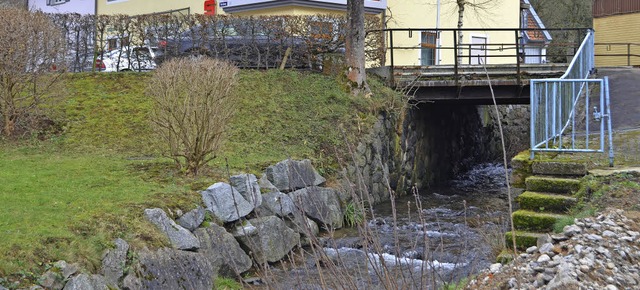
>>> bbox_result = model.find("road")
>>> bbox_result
[597,67,640,130]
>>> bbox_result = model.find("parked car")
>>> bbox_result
[156,23,312,68]
[99,46,158,72]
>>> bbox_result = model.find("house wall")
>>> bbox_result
[385,0,521,66]
[28,0,95,14]
[97,0,205,15]
[594,12,640,67]
[228,6,343,16]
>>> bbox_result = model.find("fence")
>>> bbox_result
[595,43,640,67]
[530,30,614,166]
[48,13,384,72]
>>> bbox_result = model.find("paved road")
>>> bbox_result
[597,67,640,130]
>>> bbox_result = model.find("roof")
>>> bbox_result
[521,0,552,43]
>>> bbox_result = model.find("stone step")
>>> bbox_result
[525,176,581,194]
[505,231,545,250]
[512,210,567,232]
[532,161,587,176]
[515,191,577,213]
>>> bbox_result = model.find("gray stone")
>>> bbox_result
[563,225,582,237]
[176,206,205,232]
[201,182,254,222]
[489,263,502,273]
[144,208,200,250]
[62,274,108,290]
[264,159,326,192]
[526,246,538,254]
[539,243,555,255]
[289,186,343,229]
[39,261,79,290]
[258,174,279,193]
[194,224,252,277]
[537,254,551,263]
[547,262,579,290]
[101,238,129,287]
[230,173,263,207]
[261,191,295,217]
[236,216,300,264]
[128,248,215,290]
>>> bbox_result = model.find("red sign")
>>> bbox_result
[204,0,216,15]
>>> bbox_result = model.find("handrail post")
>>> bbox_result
[453,29,459,88]
[628,43,631,66]
[389,30,394,85]
[515,29,521,86]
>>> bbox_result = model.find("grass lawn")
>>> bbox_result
[0,70,401,282]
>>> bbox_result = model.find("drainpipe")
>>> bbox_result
[436,0,441,65]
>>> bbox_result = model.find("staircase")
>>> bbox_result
[506,161,586,250]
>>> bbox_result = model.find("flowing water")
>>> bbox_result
[253,163,518,289]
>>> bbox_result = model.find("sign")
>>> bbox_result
[204,0,216,15]
[219,1,228,7]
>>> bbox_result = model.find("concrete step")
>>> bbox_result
[515,191,577,213]
[532,161,587,176]
[525,176,581,194]
[512,210,567,232]
[505,231,546,250]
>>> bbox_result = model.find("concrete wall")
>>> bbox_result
[385,0,522,66]
[594,13,640,67]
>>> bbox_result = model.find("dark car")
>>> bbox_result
[156,22,312,69]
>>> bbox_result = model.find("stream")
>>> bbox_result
[253,163,518,289]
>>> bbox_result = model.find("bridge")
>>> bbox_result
[370,28,589,104]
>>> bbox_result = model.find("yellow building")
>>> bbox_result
[593,0,640,67]
[218,0,386,16]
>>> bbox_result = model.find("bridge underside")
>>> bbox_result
[408,81,530,105]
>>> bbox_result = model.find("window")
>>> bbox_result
[47,0,69,5]
[421,32,437,66]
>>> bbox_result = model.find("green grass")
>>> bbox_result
[0,70,401,283]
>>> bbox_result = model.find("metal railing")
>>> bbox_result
[530,30,614,166]
[379,28,589,83]
[595,42,640,66]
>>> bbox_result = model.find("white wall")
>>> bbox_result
[28,0,95,14]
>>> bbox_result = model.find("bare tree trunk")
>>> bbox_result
[346,0,370,96]
[457,0,465,64]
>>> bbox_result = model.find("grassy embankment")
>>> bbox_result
[0,70,401,282]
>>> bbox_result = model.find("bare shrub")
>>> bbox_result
[0,8,66,137]
[147,57,239,175]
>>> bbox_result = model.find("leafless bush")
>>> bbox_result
[0,8,66,137]
[147,57,239,175]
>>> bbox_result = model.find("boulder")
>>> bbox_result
[235,216,300,264]
[201,182,254,222]
[124,248,216,290]
[176,206,205,232]
[230,174,263,207]
[265,159,326,192]
[194,224,252,277]
[39,260,79,290]
[260,191,295,217]
[258,175,279,193]
[100,238,129,287]
[62,274,108,290]
[144,208,200,250]
[289,186,344,229]
[285,214,320,246]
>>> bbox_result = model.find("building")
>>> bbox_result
[593,0,640,67]
[218,0,386,16]
[27,0,210,15]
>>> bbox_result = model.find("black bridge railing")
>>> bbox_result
[595,43,640,66]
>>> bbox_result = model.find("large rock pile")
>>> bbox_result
[469,209,640,290]
[24,159,345,290]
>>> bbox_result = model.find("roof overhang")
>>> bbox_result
[221,0,386,14]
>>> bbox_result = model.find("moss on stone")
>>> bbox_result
[532,161,587,176]
[515,191,577,213]
[505,231,542,250]
[511,151,534,188]
[512,210,566,232]
[525,176,581,194]
[496,249,515,264]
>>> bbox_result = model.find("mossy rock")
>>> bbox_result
[525,176,581,194]
[511,150,534,188]
[532,161,587,176]
[515,191,577,213]
[512,210,566,232]
[505,231,544,250]
[496,249,515,264]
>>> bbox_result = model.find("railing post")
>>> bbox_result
[389,30,394,84]
[628,43,631,66]
[515,30,521,86]
[453,30,459,88]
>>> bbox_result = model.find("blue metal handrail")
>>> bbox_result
[530,29,614,166]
